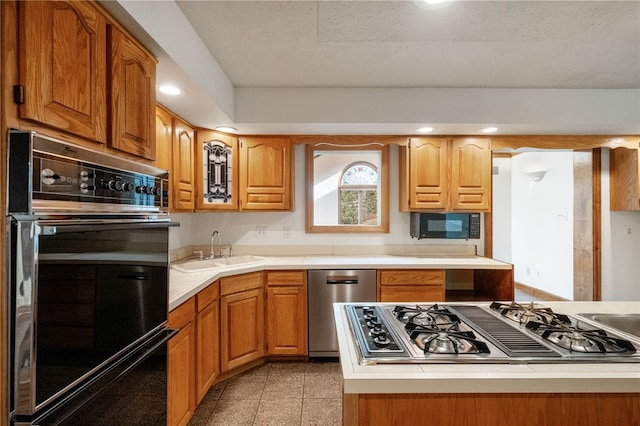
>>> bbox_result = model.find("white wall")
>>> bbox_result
[510,152,574,300]
[492,157,512,263]
[600,149,640,301]
[168,144,483,254]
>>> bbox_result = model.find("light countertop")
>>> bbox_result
[334,301,640,394]
[168,254,512,310]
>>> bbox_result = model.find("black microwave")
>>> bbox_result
[410,212,481,239]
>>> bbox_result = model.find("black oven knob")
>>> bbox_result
[114,180,125,191]
[144,186,155,195]
[80,171,95,181]
[104,179,117,191]
[136,185,147,194]
[123,182,134,192]
[80,183,95,193]
[149,186,161,196]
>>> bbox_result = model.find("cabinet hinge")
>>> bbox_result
[13,85,24,104]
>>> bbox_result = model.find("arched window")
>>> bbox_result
[338,162,378,225]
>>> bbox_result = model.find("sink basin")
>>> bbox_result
[172,255,265,273]
[577,313,640,338]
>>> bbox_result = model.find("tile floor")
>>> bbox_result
[188,361,343,426]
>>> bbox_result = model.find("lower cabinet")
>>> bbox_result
[167,297,196,426]
[196,282,220,404]
[378,269,445,302]
[220,272,265,372]
[266,271,308,356]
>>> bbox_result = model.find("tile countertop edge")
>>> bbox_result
[335,303,640,394]
[168,254,513,310]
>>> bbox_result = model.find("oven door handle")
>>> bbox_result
[36,220,179,234]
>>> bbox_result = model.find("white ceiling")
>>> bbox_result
[105,1,640,135]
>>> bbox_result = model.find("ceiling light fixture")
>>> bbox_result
[158,84,182,96]
[422,0,452,4]
[215,126,238,133]
[416,126,435,133]
[481,127,499,133]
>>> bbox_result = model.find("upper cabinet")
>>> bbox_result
[610,147,640,211]
[195,130,239,211]
[16,0,156,160]
[108,26,156,160]
[400,137,492,212]
[239,137,293,211]
[173,118,196,211]
[18,0,108,143]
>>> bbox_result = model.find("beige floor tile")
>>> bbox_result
[205,399,259,426]
[301,398,342,426]
[238,363,272,377]
[303,374,343,399]
[305,362,341,375]
[262,374,304,399]
[220,375,267,400]
[253,399,303,425]
[269,362,307,376]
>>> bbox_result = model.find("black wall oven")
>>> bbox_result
[7,130,177,425]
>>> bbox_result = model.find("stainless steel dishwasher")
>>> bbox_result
[308,269,377,357]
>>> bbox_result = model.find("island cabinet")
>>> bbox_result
[378,270,445,302]
[610,147,640,211]
[167,297,196,426]
[239,137,293,211]
[400,137,492,212]
[195,282,220,404]
[220,272,265,372]
[195,129,239,211]
[265,271,308,356]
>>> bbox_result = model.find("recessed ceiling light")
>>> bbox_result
[158,84,182,96]
[481,127,499,133]
[215,126,238,133]
[423,0,452,4]
[416,127,435,133]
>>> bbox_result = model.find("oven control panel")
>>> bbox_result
[8,130,170,214]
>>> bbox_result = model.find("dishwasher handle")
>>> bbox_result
[326,275,359,284]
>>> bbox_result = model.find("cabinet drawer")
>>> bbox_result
[169,297,195,329]
[220,272,263,296]
[380,285,444,302]
[379,270,444,285]
[197,281,219,311]
[266,270,305,286]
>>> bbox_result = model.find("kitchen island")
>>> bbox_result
[335,301,640,426]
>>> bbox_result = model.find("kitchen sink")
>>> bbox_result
[577,313,640,338]
[171,255,265,273]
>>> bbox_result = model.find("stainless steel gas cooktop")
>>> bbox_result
[345,303,640,365]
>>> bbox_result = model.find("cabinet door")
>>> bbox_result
[450,137,492,211]
[408,137,448,210]
[267,286,308,356]
[19,0,107,143]
[239,137,292,210]
[379,270,445,302]
[168,298,196,426]
[108,26,156,160]
[221,288,265,372]
[196,130,239,210]
[196,300,220,403]
[155,106,173,171]
[172,118,195,211]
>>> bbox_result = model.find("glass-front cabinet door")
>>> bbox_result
[196,130,239,210]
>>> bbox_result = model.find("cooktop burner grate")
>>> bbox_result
[449,306,561,358]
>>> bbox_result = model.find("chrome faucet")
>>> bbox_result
[208,230,222,259]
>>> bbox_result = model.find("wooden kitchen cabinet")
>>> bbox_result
[378,270,445,302]
[195,282,220,404]
[400,137,492,212]
[195,129,239,211]
[220,272,265,372]
[18,0,108,143]
[172,118,196,211]
[610,147,640,211]
[168,297,196,426]
[239,136,293,211]
[155,105,173,171]
[266,271,308,356]
[108,25,156,160]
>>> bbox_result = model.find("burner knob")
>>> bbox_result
[366,317,378,328]
[152,187,162,196]
[80,183,95,194]
[114,180,125,191]
[371,324,384,336]
[123,182,134,192]
[105,179,118,191]
[136,185,147,194]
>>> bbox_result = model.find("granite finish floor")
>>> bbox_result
[188,361,343,426]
